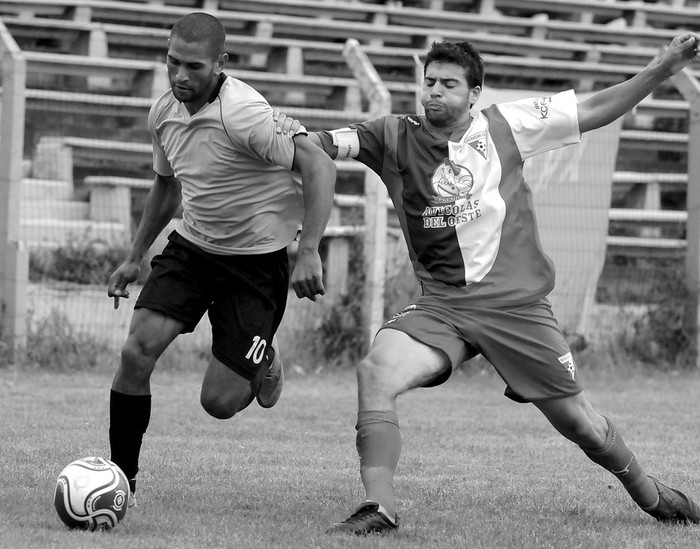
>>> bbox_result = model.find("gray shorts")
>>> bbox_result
[381,295,582,403]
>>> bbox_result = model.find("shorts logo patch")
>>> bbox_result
[533,96,552,119]
[558,351,575,380]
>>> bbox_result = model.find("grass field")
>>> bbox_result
[2,365,700,549]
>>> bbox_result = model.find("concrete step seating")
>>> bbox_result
[0,86,369,129]
[0,9,679,64]
[21,178,73,201]
[19,177,126,248]
[51,0,700,37]
[491,0,700,29]
[1,2,695,79]
[2,3,696,115]
[20,218,125,245]
[20,198,89,220]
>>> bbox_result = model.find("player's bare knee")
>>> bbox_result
[120,339,156,383]
[536,393,607,447]
[200,386,252,420]
[200,393,237,420]
[357,355,396,397]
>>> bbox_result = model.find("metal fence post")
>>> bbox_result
[0,20,28,359]
[343,39,391,347]
[671,68,700,367]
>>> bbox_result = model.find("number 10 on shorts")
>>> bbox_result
[245,335,267,364]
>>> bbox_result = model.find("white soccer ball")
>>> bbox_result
[54,456,129,531]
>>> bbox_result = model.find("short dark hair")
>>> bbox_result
[170,12,226,60]
[424,41,484,89]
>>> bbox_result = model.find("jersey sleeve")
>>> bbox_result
[148,103,175,177]
[225,95,300,170]
[493,89,581,160]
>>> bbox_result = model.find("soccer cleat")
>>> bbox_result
[128,491,137,509]
[256,345,284,408]
[326,502,400,535]
[643,476,700,524]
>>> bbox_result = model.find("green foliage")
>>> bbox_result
[312,235,367,368]
[0,341,11,369]
[313,292,367,368]
[626,277,696,368]
[311,234,421,369]
[29,231,130,285]
[21,309,113,372]
[595,261,697,368]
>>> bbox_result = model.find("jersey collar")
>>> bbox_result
[206,73,227,105]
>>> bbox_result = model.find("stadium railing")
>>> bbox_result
[5,13,694,110]
[0,17,28,354]
[1,3,695,94]
[490,0,700,29]
[77,0,700,33]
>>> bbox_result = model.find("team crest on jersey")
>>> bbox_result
[430,158,473,204]
[533,96,552,119]
[558,352,576,380]
[466,131,488,159]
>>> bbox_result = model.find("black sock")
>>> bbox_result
[109,390,151,493]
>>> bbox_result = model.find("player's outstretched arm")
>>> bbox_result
[291,135,337,301]
[107,173,182,308]
[272,110,335,154]
[578,33,700,134]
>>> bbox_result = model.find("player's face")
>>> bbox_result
[166,35,225,111]
[421,61,480,128]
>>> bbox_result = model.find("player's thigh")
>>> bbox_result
[116,308,185,393]
[123,307,185,362]
[472,299,582,402]
[207,253,288,382]
[358,328,452,401]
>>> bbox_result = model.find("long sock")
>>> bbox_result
[580,416,658,509]
[355,410,401,520]
[109,390,151,493]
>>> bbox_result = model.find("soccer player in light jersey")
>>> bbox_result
[106,12,336,503]
[278,34,700,534]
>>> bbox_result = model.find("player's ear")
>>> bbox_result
[469,85,481,108]
[215,52,228,73]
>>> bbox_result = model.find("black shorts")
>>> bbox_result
[136,231,289,381]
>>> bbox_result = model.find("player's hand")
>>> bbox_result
[290,248,325,301]
[107,260,141,309]
[272,109,304,135]
[662,33,700,74]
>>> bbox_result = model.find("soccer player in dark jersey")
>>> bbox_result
[106,12,336,505]
[277,33,700,534]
